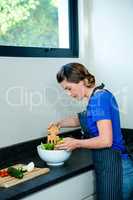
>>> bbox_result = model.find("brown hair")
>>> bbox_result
[57,63,95,88]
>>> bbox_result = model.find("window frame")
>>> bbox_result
[0,0,79,58]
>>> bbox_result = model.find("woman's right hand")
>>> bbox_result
[47,121,61,135]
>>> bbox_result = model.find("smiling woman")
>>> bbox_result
[0,0,78,57]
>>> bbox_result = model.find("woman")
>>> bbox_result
[49,63,133,200]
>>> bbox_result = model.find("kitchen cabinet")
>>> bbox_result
[22,170,96,200]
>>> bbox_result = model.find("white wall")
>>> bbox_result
[0,0,90,148]
[89,0,133,128]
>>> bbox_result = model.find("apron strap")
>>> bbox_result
[78,83,105,138]
[91,83,105,98]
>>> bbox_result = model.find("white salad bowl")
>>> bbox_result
[37,145,72,166]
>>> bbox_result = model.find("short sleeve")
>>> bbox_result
[89,91,112,122]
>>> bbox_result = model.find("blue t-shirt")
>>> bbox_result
[86,89,127,157]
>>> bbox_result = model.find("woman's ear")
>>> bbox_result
[83,79,89,87]
[78,80,85,86]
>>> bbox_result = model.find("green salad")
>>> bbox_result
[41,137,64,150]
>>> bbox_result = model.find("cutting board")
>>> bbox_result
[0,164,50,188]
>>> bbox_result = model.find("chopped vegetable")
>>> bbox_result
[57,136,64,142]
[8,167,24,179]
[41,142,55,150]
[0,162,35,179]
[0,169,9,177]
[23,162,35,172]
[27,162,34,172]
[41,136,64,150]
[17,166,27,173]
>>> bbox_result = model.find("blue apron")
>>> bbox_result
[78,84,123,200]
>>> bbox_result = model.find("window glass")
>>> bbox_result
[0,0,78,57]
[0,0,69,48]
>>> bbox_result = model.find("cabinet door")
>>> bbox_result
[23,171,95,200]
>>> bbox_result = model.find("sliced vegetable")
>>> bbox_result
[22,162,35,172]
[0,169,9,177]
[8,167,24,179]
[27,162,34,172]
[16,166,26,173]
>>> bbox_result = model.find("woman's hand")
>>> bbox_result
[48,122,61,130]
[47,122,61,135]
[55,137,81,151]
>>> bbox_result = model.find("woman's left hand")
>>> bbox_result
[55,137,81,151]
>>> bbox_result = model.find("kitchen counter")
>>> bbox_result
[0,129,94,200]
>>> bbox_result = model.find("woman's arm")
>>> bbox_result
[59,116,80,128]
[48,116,80,130]
[79,120,113,148]
[56,120,113,150]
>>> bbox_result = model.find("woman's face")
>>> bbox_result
[60,80,87,100]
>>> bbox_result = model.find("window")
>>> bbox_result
[0,0,78,58]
